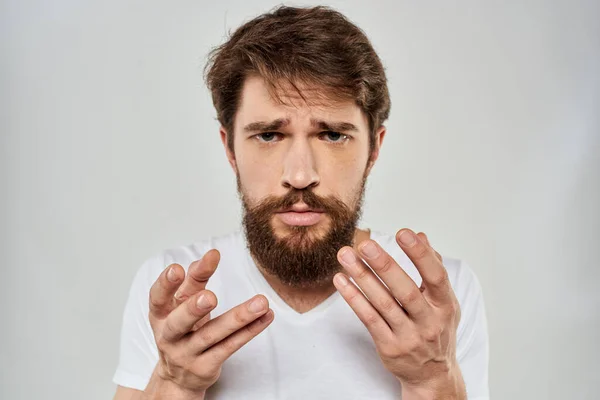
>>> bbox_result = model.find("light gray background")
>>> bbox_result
[2,0,599,399]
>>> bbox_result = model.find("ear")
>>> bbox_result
[365,125,386,176]
[220,127,238,174]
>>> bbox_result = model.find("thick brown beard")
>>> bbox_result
[239,180,366,289]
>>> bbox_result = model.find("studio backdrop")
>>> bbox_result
[1,1,599,399]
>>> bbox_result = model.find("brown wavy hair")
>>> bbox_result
[203,5,391,154]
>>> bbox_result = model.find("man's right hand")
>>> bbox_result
[143,249,274,399]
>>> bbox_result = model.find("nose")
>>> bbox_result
[281,138,320,190]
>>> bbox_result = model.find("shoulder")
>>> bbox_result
[369,230,484,309]
[132,231,246,291]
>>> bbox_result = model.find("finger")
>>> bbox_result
[161,290,217,342]
[396,229,452,303]
[191,312,212,333]
[354,241,430,321]
[188,295,270,353]
[198,308,274,367]
[418,232,430,246]
[337,247,411,328]
[149,264,185,319]
[333,272,394,343]
[174,249,220,303]
[417,232,442,262]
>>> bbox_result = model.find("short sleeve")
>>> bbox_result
[112,255,164,390]
[454,260,490,399]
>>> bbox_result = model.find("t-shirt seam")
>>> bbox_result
[113,369,148,391]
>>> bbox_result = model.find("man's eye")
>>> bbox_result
[321,131,348,143]
[256,132,280,142]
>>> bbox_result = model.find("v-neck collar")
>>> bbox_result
[238,229,378,324]
[243,248,342,324]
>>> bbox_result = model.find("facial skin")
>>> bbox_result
[220,75,385,288]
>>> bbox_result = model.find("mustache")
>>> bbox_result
[247,189,349,216]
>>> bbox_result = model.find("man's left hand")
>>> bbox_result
[334,229,466,399]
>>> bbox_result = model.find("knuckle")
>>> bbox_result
[149,295,164,313]
[346,290,362,305]
[168,349,187,367]
[221,337,239,354]
[149,316,160,332]
[413,244,429,260]
[195,359,215,379]
[445,300,461,322]
[174,290,189,303]
[430,270,449,287]
[204,352,224,372]
[162,318,179,339]
[377,257,395,274]
[404,333,422,352]
[198,329,214,347]
[377,297,398,314]
[355,266,370,281]
[233,308,249,325]
[363,313,380,326]
[378,344,396,359]
[446,300,459,314]
[200,363,221,381]
[377,335,400,358]
[190,270,211,285]
[193,315,210,331]
[422,325,442,342]
[245,319,263,336]
[156,334,169,350]
[399,288,421,305]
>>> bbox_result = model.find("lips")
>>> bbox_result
[278,202,324,213]
[276,211,324,226]
[276,203,324,226]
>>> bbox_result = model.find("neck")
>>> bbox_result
[254,227,371,313]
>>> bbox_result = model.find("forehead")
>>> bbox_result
[234,75,368,132]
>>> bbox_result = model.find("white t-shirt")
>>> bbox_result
[113,231,489,399]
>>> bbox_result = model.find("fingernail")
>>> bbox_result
[334,273,349,287]
[361,242,379,258]
[196,294,212,309]
[399,230,416,247]
[167,267,178,282]
[340,249,357,265]
[248,297,266,313]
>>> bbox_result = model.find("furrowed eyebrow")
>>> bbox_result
[310,119,359,132]
[243,118,290,133]
[242,117,359,133]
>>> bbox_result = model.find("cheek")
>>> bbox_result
[236,155,280,200]
[319,155,367,198]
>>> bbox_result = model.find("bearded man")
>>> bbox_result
[113,5,489,400]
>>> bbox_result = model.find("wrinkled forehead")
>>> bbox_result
[235,75,367,131]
